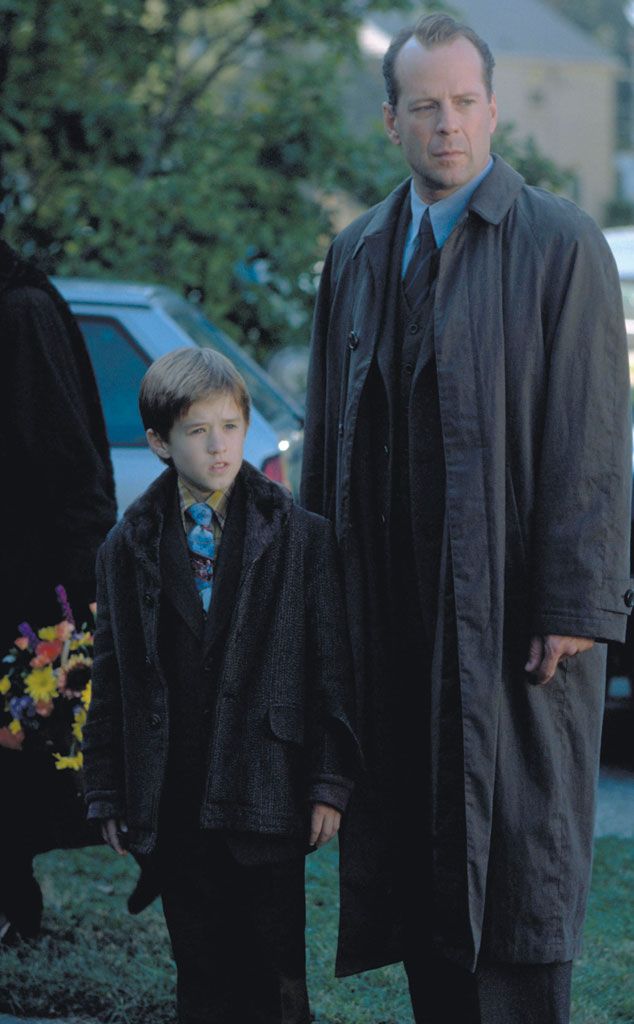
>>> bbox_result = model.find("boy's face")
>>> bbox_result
[147,392,248,497]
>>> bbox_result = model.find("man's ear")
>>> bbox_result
[383,101,401,146]
[146,428,170,459]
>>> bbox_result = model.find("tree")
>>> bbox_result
[0,0,570,360]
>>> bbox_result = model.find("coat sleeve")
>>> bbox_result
[82,542,126,820]
[5,286,117,585]
[303,515,362,811]
[530,220,632,642]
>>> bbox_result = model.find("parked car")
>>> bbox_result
[53,279,305,512]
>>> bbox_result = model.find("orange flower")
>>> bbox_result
[89,602,97,617]
[32,639,63,666]
[56,621,74,641]
[0,725,24,750]
[14,637,29,651]
[35,699,55,717]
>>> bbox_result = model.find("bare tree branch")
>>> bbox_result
[136,5,269,181]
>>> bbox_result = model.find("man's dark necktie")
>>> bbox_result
[402,207,437,308]
[186,502,215,611]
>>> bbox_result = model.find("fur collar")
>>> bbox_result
[119,461,293,583]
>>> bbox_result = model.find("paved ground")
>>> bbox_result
[595,764,634,837]
[1,767,632,1024]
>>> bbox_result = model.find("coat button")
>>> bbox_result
[408,323,420,334]
[150,713,161,728]
[338,422,344,438]
[348,330,359,350]
[624,589,634,608]
[144,655,152,667]
[379,512,386,525]
[405,363,413,374]
[204,661,213,672]
[383,444,389,455]
[143,593,154,607]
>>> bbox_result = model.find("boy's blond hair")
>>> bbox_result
[139,347,251,441]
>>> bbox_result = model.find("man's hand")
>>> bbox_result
[100,817,128,855]
[525,634,594,686]
[309,803,341,848]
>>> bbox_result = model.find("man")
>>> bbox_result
[301,13,632,1024]
[0,237,117,939]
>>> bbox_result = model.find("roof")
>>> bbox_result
[51,276,176,307]
[368,0,621,66]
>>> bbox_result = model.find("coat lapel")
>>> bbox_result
[202,475,247,654]
[160,484,204,642]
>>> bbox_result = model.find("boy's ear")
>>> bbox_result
[146,428,171,459]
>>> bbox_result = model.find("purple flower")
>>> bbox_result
[17,622,39,650]
[9,695,36,720]
[55,585,76,627]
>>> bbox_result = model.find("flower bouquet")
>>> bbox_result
[0,585,93,771]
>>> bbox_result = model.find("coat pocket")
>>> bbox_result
[268,703,305,745]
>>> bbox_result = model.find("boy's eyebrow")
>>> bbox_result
[183,415,241,426]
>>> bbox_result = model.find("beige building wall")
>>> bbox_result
[493,56,618,224]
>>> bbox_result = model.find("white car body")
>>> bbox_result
[53,279,304,513]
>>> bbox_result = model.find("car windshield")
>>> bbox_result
[161,297,304,434]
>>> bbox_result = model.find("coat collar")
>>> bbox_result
[467,155,525,225]
[120,460,294,584]
[352,155,525,263]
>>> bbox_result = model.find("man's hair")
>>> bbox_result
[382,13,495,108]
[139,346,251,440]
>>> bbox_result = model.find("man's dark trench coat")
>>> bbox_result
[301,157,633,976]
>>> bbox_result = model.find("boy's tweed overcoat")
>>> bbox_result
[82,462,358,853]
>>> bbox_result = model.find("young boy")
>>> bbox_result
[82,347,358,1024]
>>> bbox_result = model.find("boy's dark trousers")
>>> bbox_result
[157,831,310,1024]
[157,481,310,1024]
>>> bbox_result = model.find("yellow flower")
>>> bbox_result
[24,665,58,703]
[0,676,10,695]
[72,709,86,742]
[53,751,83,771]
[69,632,92,651]
[38,626,58,641]
[81,681,92,710]
[9,718,23,734]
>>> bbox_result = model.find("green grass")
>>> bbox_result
[0,838,631,1023]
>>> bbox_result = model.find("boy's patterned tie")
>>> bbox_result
[186,502,215,611]
[402,206,437,307]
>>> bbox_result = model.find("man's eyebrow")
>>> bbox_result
[408,90,480,104]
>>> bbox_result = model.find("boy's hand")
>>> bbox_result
[101,817,128,855]
[309,803,341,848]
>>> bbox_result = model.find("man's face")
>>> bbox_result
[383,35,497,203]
[147,392,247,497]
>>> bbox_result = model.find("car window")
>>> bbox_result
[160,298,304,432]
[620,281,634,319]
[77,316,150,446]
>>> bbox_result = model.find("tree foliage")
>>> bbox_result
[0,0,570,359]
